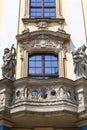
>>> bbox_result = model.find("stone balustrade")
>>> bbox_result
[0,77,87,129]
[0,77,87,114]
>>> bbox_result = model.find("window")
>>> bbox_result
[30,0,56,18]
[28,55,58,79]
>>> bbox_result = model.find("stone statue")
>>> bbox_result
[72,44,87,77]
[2,44,16,80]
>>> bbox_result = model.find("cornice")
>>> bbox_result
[16,30,70,42]
[13,77,74,88]
[22,18,65,24]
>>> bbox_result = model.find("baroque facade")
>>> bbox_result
[0,0,87,130]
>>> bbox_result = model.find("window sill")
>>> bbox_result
[22,17,65,24]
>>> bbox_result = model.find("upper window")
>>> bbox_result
[30,0,56,18]
[28,55,58,79]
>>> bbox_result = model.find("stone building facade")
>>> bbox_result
[0,0,87,130]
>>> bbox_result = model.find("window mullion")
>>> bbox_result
[42,56,45,78]
[30,0,56,18]
[42,0,44,17]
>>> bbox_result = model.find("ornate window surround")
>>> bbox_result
[16,30,70,79]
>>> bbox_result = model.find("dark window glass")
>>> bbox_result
[28,55,58,79]
[30,0,56,18]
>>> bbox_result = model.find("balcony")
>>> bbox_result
[0,77,87,128]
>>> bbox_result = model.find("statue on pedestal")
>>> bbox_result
[1,44,16,80]
[72,44,87,77]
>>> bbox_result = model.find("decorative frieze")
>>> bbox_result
[0,77,87,128]
[13,84,76,104]
[20,35,62,51]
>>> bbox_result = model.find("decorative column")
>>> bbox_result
[75,78,87,130]
[59,0,62,16]
[58,49,65,77]
[20,47,24,78]
[58,43,66,77]
[24,0,29,18]
[20,43,29,78]
[23,49,28,77]
[56,0,62,18]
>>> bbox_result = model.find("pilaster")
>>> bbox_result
[24,0,29,18]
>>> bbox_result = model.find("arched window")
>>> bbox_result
[30,0,56,18]
[28,54,58,79]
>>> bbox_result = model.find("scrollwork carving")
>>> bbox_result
[21,35,61,52]
[37,21,48,30]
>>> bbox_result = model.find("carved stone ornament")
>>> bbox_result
[13,83,77,105]
[78,93,84,107]
[72,44,87,78]
[58,21,66,33]
[0,94,5,106]
[21,35,62,51]
[1,44,16,80]
[37,21,48,30]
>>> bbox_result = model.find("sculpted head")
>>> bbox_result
[4,48,10,54]
[81,44,87,51]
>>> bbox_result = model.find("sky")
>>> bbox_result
[67,0,86,50]
[1,0,19,47]
[0,0,86,79]
[0,0,19,78]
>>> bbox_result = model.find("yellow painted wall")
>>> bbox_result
[16,0,74,80]
[18,0,69,34]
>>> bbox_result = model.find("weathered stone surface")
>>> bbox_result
[72,44,87,78]
[0,77,87,129]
